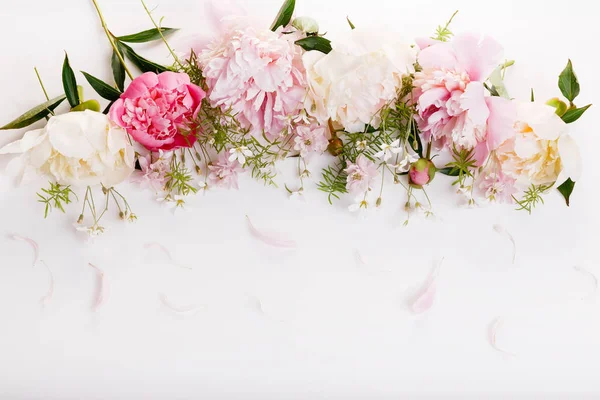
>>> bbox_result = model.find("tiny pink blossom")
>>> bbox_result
[208,151,244,189]
[344,155,379,194]
[293,125,329,158]
[134,151,173,192]
[474,170,517,203]
[109,72,205,151]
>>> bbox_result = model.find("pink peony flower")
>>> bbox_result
[208,151,244,189]
[109,72,206,152]
[344,155,379,195]
[293,124,329,158]
[199,26,307,140]
[414,34,505,157]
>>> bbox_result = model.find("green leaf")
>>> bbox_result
[0,95,66,130]
[116,27,178,43]
[118,42,171,74]
[438,167,460,177]
[112,48,126,91]
[557,178,575,206]
[558,59,580,103]
[270,0,295,31]
[561,104,591,124]
[347,16,356,30]
[103,100,115,115]
[81,71,122,101]
[62,53,80,108]
[295,36,332,54]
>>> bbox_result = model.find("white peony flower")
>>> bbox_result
[495,101,582,186]
[303,29,417,133]
[0,110,135,187]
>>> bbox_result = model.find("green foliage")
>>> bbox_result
[514,184,552,214]
[561,104,591,124]
[557,178,575,206]
[111,48,126,91]
[81,71,122,101]
[271,0,295,31]
[317,164,348,204]
[0,95,66,130]
[558,59,580,104]
[347,16,356,30]
[295,36,332,54]
[116,27,178,43]
[441,146,476,186]
[432,11,458,42]
[62,53,80,108]
[117,41,171,74]
[164,158,198,196]
[37,182,77,218]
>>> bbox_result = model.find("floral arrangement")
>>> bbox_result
[0,0,590,235]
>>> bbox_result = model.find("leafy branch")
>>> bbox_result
[37,182,77,218]
[513,184,552,214]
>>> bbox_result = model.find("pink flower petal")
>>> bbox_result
[88,263,108,312]
[9,234,39,267]
[493,224,516,264]
[486,96,517,150]
[159,293,202,315]
[408,258,444,314]
[488,317,516,356]
[39,260,54,307]
[573,266,598,300]
[246,216,297,249]
[144,242,192,270]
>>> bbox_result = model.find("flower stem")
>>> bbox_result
[90,0,134,80]
[141,0,184,69]
[426,141,432,159]
[34,67,50,101]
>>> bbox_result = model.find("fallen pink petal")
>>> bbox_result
[144,242,191,270]
[573,266,598,299]
[9,234,39,267]
[39,260,54,306]
[408,258,444,314]
[159,293,202,314]
[246,216,297,249]
[88,263,108,312]
[488,317,517,356]
[493,224,517,264]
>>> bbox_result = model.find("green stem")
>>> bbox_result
[141,0,184,69]
[91,0,134,80]
[426,141,432,159]
[34,67,50,101]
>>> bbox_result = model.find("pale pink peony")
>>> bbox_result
[344,155,379,195]
[414,34,505,159]
[199,26,307,140]
[293,124,329,158]
[474,170,517,204]
[109,72,206,152]
[208,151,244,189]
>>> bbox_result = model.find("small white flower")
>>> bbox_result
[229,146,253,165]
[395,152,419,173]
[74,223,106,238]
[197,181,208,190]
[348,198,370,213]
[289,187,305,201]
[374,139,402,161]
[356,140,368,151]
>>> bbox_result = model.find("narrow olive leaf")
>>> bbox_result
[118,42,171,74]
[116,27,178,43]
[62,53,80,108]
[557,178,576,206]
[0,95,66,130]
[111,48,126,91]
[438,167,460,177]
[270,0,295,31]
[561,104,592,124]
[81,71,122,101]
[347,16,356,30]
[558,59,580,103]
[295,36,332,54]
[103,101,115,115]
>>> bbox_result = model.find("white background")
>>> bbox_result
[0,0,599,398]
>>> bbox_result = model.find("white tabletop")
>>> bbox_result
[0,0,599,398]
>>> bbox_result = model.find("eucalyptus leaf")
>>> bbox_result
[112,48,126,91]
[81,71,122,101]
[0,95,66,130]
[118,42,171,74]
[270,0,295,31]
[557,178,575,206]
[295,36,332,54]
[116,27,178,43]
[62,53,80,108]
[561,104,591,124]
[558,59,580,103]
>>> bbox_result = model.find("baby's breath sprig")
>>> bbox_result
[37,182,77,218]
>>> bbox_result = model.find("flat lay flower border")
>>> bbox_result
[0,0,591,236]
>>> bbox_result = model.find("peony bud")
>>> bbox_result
[292,16,319,34]
[546,97,568,117]
[71,100,101,113]
[328,137,343,156]
[409,158,436,188]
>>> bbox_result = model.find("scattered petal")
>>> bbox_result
[9,234,39,267]
[159,293,202,315]
[408,258,444,314]
[144,242,192,270]
[246,293,286,324]
[354,249,392,274]
[39,260,54,306]
[246,216,297,249]
[88,263,108,312]
[493,224,516,264]
[573,266,598,300]
[488,316,517,356]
